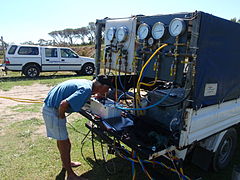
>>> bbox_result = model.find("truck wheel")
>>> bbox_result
[23,65,40,78]
[81,63,94,75]
[212,128,237,171]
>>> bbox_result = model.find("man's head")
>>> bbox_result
[92,75,112,96]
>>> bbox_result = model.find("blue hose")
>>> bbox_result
[118,75,124,89]
[115,87,173,111]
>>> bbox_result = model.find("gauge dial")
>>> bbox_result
[169,18,186,37]
[152,22,165,40]
[106,27,116,41]
[148,37,154,46]
[137,23,150,40]
[116,26,128,42]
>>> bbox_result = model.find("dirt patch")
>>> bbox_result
[0,83,85,137]
[0,84,52,136]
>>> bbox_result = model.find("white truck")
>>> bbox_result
[81,11,240,179]
[4,44,95,77]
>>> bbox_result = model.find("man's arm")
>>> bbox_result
[58,100,69,119]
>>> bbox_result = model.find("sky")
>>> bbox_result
[0,0,239,44]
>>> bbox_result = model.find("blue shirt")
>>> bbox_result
[44,79,92,112]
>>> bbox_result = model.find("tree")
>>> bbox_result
[87,22,96,44]
[38,39,48,46]
[62,28,76,45]
[230,17,240,23]
[37,39,55,46]
[21,41,35,45]
[75,27,88,44]
[48,21,97,45]
[48,30,63,44]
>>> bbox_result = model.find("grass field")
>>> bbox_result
[0,71,92,91]
[0,71,239,179]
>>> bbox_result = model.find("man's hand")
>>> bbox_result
[58,100,69,119]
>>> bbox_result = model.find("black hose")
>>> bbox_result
[155,89,191,107]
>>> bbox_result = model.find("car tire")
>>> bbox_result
[23,64,40,78]
[212,128,237,171]
[81,63,95,75]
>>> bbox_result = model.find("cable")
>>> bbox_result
[139,58,160,88]
[91,124,101,165]
[101,142,117,175]
[136,44,168,96]
[67,121,89,137]
[80,134,94,168]
[0,96,43,103]
[135,44,168,115]
[131,151,136,180]
[151,88,191,108]
[117,92,134,101]
[115,86,173,111]
[114,144,191,180]
[138,156,154,180]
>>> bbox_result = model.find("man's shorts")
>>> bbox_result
[42,104,68,140]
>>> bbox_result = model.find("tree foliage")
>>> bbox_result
[48,22,96,46]
[230,17,240,23]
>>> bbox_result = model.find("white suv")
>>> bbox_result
[4,45,95,77]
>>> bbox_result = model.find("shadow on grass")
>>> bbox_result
[55,156,177,180]
[81,157,171,180]
[82,156,186,180]
[77,143,240,180]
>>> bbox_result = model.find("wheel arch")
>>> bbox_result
[22,62,42,72]
[81,62,95,68]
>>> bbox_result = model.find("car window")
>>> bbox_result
[8,45,18,54]
[45,48,58,57]
[18,47,39,55]
[60,49,78,58]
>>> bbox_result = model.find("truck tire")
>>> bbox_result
[23,64,40,78]
[81,63,95,75]
[212,128,237,171]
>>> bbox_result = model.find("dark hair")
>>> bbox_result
[95,75,113,86]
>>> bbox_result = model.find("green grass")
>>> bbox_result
[0,71,92,91]
[1,114,239,179]
[0,116,135,180]
[11,104,43,113]
[0,118,60,179]
[1,70,240,179]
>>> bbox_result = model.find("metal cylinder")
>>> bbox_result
[95,19,106,75]
[232,164,240,180]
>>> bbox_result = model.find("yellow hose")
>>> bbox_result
[136,43,168,92]
[0,96,43,103]
[135,44,168,114]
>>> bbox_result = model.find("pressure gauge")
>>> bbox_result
[169,18,186,37]
[152,22,165,40]
[148,37,154,46]
[106,27,116,41]
[116,26,128,42]
[137,23,150,40]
